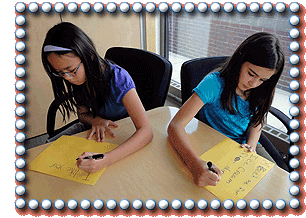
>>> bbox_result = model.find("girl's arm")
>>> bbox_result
[77,88,153,173]
[76,105,92,125]
[167,93,222,186]
[244,123,262,153]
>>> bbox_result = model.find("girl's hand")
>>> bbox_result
[87,117,119,142]
[76,152,106,173]
[192,160,222,187]
[241,144,257,153]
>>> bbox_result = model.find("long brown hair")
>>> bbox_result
[41,22,112,121]
[219,32,285,127]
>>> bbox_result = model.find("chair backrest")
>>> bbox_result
[105,47,173,111]
[180,56,229,105]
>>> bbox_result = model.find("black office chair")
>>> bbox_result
[180,56,292,172]
[104,47,172,111]
[46,95,81,141]
[46,47,172,140]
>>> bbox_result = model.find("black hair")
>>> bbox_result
[41,22,112,121]
[218,32,285,127]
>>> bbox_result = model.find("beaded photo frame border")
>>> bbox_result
[13,0,304,217]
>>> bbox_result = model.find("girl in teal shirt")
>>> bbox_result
[168,32,284,187]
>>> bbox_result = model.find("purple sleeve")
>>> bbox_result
[110,64,136,103]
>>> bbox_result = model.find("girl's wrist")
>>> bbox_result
[100,152,110,167]
[188,158,205,174]
[246,143,256,148]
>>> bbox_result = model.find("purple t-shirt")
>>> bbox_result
[98,63,136,121]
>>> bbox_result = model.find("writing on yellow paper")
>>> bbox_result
[200,138,274,202]
[28,135,119,185]
[48,162,91,181]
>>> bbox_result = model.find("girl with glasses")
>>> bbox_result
[167,32,285,187]
[42,22,153,173]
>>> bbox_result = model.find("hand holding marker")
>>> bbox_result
[207,161,217,174]
[76,154,104,160]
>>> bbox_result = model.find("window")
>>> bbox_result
[167,7,295,134]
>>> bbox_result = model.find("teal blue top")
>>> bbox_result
[193,71,252,144]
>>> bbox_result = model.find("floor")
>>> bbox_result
[164,94,181,108]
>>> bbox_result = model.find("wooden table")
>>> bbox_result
[24,106,293,203]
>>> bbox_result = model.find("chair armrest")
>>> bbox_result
[259,132,289,172]
[269,106,292,135]
[47,96,74,137]
[47,98,63,137]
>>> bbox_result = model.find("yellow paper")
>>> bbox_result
[28,135,119,185]
[200,138,274,202]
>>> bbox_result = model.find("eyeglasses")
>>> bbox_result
[52,62,82,78]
